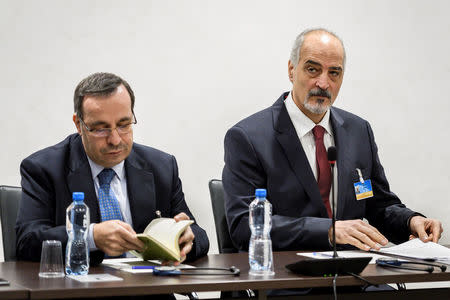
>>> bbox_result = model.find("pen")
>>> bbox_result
[132,266,156,270]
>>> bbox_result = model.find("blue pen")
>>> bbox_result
[132,266,156,270]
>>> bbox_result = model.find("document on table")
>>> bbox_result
[298,239,450,264]
[102,257,160,273]
[102,257,193,274]
[379,239,450,262]
[67,274,123,282]
[298,250,384,264]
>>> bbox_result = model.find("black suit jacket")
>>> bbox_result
[16,134,209,265]
[223,92,419,251]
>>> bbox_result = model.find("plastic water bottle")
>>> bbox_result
[249,188,274,275]
[65,192,90,275]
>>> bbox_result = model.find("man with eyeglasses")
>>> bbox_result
[16,73,209,272]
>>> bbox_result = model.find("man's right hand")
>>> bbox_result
[329,219,389,251]
[93,220,145,257]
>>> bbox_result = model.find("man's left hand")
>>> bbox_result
[409,216,443,243]
[173,212,195,265]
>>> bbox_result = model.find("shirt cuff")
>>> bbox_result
[88,223,98,251]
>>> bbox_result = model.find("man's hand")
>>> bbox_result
[173,212,195,265]
[93,220,145,257]
[329,219,388,251]
[409,216,443,243]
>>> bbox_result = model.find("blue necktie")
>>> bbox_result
[97,168,124,222]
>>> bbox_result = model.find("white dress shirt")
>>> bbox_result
[86,158,133,250]
[284,92,338,211]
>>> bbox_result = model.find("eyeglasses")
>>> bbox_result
[79,112,137,138]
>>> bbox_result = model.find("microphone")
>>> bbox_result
[327,146,337,165]
[285,146,371,276]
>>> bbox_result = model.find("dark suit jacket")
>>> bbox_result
[16,134,209,265]
[223,92,420,251]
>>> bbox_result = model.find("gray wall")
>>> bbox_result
[1,0,449,260]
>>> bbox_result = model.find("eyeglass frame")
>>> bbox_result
[78,111,137,138]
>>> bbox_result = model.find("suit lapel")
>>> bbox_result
[330,108,352,219]
[65,135,155,232]
[66,134,100,223]
[125,149,156,233]
[273,93,327,217]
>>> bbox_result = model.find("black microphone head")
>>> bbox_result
[327,146,337,162]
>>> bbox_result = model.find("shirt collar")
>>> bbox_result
[285,91,332,137]
[87,157,125,182]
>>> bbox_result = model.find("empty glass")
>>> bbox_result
[38,240,65,278]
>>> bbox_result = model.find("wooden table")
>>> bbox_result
[1,251,449,299]
[0,282,28,300]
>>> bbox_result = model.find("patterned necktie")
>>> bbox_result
[312,125,332,218]
[97,168,124,222]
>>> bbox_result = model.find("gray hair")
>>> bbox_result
[74,72,135,119]
[289,28,346,69]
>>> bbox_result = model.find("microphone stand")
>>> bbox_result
[285,146,371,276]
[330,160,337,259]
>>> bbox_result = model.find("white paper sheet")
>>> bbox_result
[102,257,193,274]
[380,239,450,262]
[298,239,450,264]
[67,274,123,282]
[102,257,160,273]
[298,250,387,264]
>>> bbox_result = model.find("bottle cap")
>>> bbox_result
[255,189,266,198]
[72,192,84,201]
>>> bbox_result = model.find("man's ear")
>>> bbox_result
[73,114,81,134]
[288,60,295,83]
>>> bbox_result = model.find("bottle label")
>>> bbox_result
[264,203,271,225]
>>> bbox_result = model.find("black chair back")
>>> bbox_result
[208,179,237,254]
[0,185,21,261]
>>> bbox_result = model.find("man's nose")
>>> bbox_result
[107,129,122,145]
[315,73,330,90]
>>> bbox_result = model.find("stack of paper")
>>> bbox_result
[298,239,450,264]
[380,239,450,263]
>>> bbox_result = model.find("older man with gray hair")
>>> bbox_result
[223,28,442,253]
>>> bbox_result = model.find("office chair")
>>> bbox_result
[208,179,238,254]
[209,179,254,298]
[0,185,21,262]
